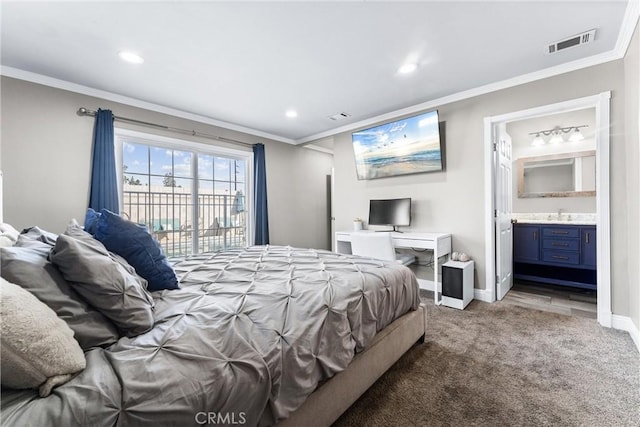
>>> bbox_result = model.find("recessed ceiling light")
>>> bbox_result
[398,62,417,74]
[285,110,298,118]
[118,51,144,64]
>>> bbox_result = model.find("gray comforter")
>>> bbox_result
[1,246,420,426]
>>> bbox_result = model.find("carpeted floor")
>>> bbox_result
[333,291,639,426]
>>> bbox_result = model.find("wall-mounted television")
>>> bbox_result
[369,198,411,232]
[352,110,443,180]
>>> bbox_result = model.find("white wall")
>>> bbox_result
[329,58,638,319]
[507,108,597,213]
[0,77,333,250]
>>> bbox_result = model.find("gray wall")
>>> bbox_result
[0,77,333,250]
[623,22,639,331]
[330,58,637,318]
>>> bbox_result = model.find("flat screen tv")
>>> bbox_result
[369,198,411,232]
[352,110,442,180]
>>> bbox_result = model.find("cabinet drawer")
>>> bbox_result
[542,251,580,265]
[542,239,579,251]
[542,227,579,238]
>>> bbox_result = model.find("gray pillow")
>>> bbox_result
[50,226,155,337]
[1,277,86,397]
[0,245,120,350]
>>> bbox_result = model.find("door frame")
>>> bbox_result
[483,92,612,327]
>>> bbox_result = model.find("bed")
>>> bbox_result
[0,225,425,426]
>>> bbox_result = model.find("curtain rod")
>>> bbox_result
[77,107,254,148]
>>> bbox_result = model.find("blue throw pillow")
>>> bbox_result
[94,209,179,291]
[84,208,101,235]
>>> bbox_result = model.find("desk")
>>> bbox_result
[335,231,452,305]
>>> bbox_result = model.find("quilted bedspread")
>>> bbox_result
[1,246,420,426]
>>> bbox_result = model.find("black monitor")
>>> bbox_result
[368,198,411,232]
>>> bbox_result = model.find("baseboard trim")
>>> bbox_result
[473,288,493,303]
[611,315,640,353]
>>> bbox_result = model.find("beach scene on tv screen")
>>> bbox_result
[352,110,442,180]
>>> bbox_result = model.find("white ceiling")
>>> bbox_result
[0,1,634,145]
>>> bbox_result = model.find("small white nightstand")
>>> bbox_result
[441,260,474,309]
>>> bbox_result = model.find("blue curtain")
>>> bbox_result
[88,109,119,213]
[253,143,269,245]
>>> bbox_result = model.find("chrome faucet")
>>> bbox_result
[558,208,564,220]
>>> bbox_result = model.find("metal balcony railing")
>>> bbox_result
[122,189,246,257]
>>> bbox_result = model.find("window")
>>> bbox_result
[115,130,252,257]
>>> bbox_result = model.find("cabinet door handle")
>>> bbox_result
[551,242,568,246]
[586,232,590,244]
[552,255,570,260]
[533,231,537,240]
[552,231,569,235]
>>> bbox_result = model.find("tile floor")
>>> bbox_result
[503,281,597,319]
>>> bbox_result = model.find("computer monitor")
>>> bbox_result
[368,198,411,232]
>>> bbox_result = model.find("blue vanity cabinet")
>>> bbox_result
[513,224,540,262]
[513,223,596,290]
[581,226,597,267]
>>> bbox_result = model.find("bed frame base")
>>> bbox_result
[278,303,427,427]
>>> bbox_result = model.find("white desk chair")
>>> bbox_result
[350,232,415,266]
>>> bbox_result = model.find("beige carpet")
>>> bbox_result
[334,291,639,426]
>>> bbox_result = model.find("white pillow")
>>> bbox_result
[0,222,19,246]
[0,277,86,397]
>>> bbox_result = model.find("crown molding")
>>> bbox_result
[0,66,297,145]
[616,0,640,55]
[302,144,333,155]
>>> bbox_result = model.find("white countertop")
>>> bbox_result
[512,219,597,225]
[511,213,596,226]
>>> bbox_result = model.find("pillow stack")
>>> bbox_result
[1,240,120,349]
[0,211,180,397]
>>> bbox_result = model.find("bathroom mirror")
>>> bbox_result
[517,150,596,198]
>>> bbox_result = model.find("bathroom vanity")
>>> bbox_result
[513,221,596,290]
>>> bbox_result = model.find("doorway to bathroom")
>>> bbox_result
[484,92,612,327]
[507,108,597,318]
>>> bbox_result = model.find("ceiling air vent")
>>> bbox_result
[547,29,596,54]
[328,112,351,121]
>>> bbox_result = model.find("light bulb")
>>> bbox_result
[568,128,584,142]
[549,131,564,144]
[398,63,418,74]
[118,51,144,64]
[531,133,545,146]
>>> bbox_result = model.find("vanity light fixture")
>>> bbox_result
[528,125,588,146]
